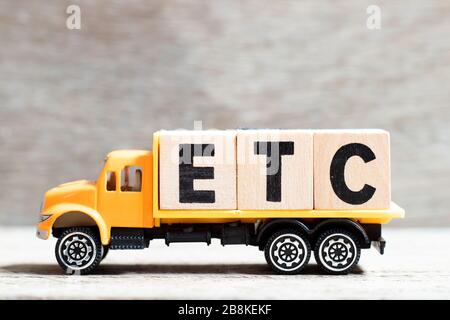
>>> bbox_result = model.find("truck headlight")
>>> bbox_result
[40,214,51,222]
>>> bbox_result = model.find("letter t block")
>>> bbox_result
[237,129,313,210]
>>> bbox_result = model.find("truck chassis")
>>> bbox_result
[51,217,389,275]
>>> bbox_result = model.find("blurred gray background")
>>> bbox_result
[0,0,449,226]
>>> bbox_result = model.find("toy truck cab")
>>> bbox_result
[37,150,153,267]
[95,150,153,230]
[37,129,405,275]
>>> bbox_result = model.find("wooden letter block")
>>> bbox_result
[313,129,391,209]
[159,130,237,209]
[237,130,313,210]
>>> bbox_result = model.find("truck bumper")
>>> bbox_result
[372,236,386,255]
[36,228,49,240]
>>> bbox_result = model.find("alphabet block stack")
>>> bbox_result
[158,129,391,210]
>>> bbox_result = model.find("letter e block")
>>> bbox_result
[159,130,237,209]
[314,129,391,209]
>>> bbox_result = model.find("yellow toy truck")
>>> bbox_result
[36,129,404,275]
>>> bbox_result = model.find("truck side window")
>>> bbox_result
[121,166,142,192]
[106,171,116,191]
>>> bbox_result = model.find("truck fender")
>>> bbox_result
[311,219,371,248]
[45,204,110,245]
[256,219,311,250]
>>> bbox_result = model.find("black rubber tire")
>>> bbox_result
[314,228,361,275]
[55,227,102,275]
[264,229,311,275]
[101,245,110,261]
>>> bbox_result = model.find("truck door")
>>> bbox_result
[99,162,145,228]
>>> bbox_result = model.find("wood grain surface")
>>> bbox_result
[1,1,449,226]
[0,227,449,299]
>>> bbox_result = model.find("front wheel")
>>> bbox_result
[314,229,361,275]
[55,227,102,275]
[101,245,110,261]
[264,229,311,275]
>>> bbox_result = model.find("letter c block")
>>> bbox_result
[314,129,391,209]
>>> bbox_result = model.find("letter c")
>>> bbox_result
[330,143,376,205]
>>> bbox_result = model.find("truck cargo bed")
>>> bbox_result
[154,202,405,225]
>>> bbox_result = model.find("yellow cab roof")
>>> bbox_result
[106,149,150,159]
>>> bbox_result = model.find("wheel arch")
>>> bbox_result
[46,204,110,245]
[256,219,311,250]
[311,219,370,249]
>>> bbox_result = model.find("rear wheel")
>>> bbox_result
[264,229,311,275]
[55,227,102,275]
[314,228,361,275]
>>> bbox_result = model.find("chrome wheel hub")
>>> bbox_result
[270,234,307,271]
[61,234,95,268]
[319,234,356,271]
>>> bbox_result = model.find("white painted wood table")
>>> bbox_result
[0,227,449,299]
